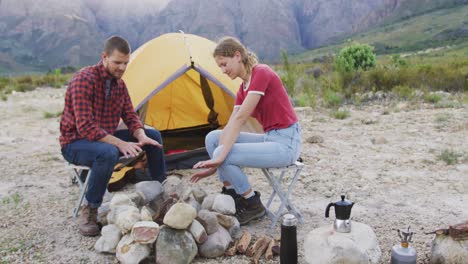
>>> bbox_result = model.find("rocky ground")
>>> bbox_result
[0,87,467,263]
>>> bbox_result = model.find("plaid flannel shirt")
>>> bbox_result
[59,61,143,147]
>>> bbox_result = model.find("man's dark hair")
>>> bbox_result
[104,36,131,55]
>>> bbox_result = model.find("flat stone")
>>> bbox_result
[304,222,381,264]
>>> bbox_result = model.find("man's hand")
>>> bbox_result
[134,129,162,149]
[117,141,143,158]
[136,134,162,149]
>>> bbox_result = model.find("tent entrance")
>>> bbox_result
[161,123,218,170]
[161,123,218,154]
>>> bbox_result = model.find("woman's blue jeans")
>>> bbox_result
[61,129,166,208]
[205,122,302,195]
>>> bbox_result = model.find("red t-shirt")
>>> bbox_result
[235,64,297,132]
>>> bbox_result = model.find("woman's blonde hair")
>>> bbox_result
[213,37,258,75]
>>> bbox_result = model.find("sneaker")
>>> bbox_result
[235,191,266,225]
[77,205,100,236]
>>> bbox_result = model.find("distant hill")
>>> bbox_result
[294,4,468,62]
[0,0,467,73]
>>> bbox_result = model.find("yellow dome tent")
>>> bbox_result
[122,32,261,170]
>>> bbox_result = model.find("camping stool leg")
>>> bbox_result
[283,164,304,224]
[261,167,289,228]
[261,168,277,221]
[264,168,287,210]
[262,163,305,228]
[264,169,276,209]
[70,166,80,185]
[73,168,92,218]
[271,172,291,228]
[276,163,304,224]
[271,169,289,227]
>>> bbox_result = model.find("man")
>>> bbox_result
[59,36,166,236]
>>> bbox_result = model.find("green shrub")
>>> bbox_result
[280,50,298,95]
[364,66,401,92]
[15,83,35,92]
[0,77,9,91]
[438,149,462,165]
[295,90,317,108]
[323,89,344,108]
[33,73,71,88]
[423,93,443,103]
[435,100,461,108]
[43,111,62,118]
[342,57,466,95]
[391,54,409,67]
[334,43,376,72]
[435,113,450,123]
[16,75,33,85]
[462,92,468,104]
[331,109,350,119]
[392,85,414,99]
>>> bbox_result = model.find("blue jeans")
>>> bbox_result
[206,122,302,194]
[61,129,166,208]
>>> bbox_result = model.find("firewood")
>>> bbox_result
[265,238,277,260]
[237,231,252,254]
[246,236,268,257]
[251,238,270,264]
[225,240,239,256]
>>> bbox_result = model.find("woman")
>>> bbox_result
[190,37,302,225]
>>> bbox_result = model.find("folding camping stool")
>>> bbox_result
[68,164,92,217]
[261,161,304,228]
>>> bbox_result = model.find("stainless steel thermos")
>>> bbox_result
[280,214,298,264]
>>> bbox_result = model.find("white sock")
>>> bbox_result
[243,190,255,199]
[225,185,234,190]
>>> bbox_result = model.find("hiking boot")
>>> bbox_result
[221,186,241,201]
[77,205,100,236]
[235,191,266,225]
[221,186,244,212]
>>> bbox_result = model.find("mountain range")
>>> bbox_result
[0,0,467,73]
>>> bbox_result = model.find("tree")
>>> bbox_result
[335,43,376,72]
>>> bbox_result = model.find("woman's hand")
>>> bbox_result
[190,167,217,183]
[193,158,223,169]
[190,158,224,183]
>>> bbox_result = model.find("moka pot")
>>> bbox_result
[325,195,355,233]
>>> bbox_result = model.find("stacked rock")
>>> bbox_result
[93,176,242,264]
